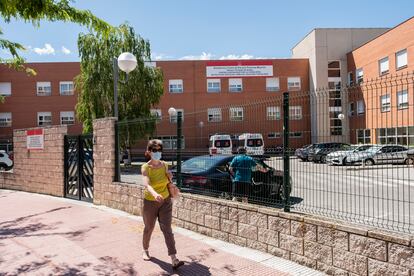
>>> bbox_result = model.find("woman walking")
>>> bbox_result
[141,139,184,269]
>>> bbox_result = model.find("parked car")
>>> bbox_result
[0,150,13,171]
[308,143,350,163]
[326,144,373,165]
[295,144,314,161]
[407,149,414,165]
[345,145,411,165]
[171,155,288,203]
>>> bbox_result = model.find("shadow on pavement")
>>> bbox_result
[149,257,211,276]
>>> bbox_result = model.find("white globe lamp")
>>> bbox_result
[117,52,137,74]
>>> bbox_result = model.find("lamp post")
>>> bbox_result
[199,121,204,149]
[168,107,182,187]
[113,52,137,182]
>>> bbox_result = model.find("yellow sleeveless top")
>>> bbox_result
[142,161,170,201]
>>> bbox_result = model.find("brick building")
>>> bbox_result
[1,17,413,151]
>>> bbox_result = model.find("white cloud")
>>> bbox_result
[180,52,214,60]
[61,46,71,55]
[33,43,55,55]
[219,54,254,60]
[151,53,174,60]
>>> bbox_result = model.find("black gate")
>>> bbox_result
[64,134,94,202]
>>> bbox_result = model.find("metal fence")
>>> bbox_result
[115,72,414,234]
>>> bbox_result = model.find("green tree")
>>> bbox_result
[75,23,164,151]
[0,0,111,73]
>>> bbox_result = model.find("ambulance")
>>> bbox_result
[209,134,232,155]
[237,133,265,156]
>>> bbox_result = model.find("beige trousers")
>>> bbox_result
[142,197,176,256]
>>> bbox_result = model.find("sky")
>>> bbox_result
[1,0,414,62]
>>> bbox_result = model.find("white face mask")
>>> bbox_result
[151,151,162,160]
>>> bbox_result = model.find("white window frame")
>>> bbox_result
[150,109,162,122]
[396,49,408,70]
[0,82,12,96]
[397,90,409,110]
[0,112,12,127]
[266,77,280,92]
[38,112,52,126]
[357,129,371,144]
[169,109,184,123]
[60,111,75,125]
[356,68,363,84]
[357,100,365,115]
[289,106,302,120]
[287,77,301,91]
[59,81,74,95]
[207,79,221,93]
[348,102,355,116]
[266,106,280,120]
[289,132,303,138]
[267,132,281,139]
[379,57,389,76]
[169,79,183,93]
[229,107,244,121]
[347,72,354,86]
[207,108,222,122]
[36,82,52,96]
[229,78,243,92]
[380,94,391,112]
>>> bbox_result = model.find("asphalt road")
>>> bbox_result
[121,157,414,233]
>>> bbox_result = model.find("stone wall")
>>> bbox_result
[0,125,67,196]
[90,118,414,276]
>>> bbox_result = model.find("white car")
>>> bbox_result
[326,145,373,165]
[0,151,13,171]
[346,145,411,165]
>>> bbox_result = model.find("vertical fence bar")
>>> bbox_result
[283,92,291,212]
[176,112,182,187]
[114,121,120,182]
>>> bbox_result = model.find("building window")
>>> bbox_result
[287,77,301,91]
[151,135,185,149]
[397,90,408,110]
[289,106,302,120]
[348,102,355,116]
[357,100,365,114]
[169,79,183,93]
[347,72,354,86]
[150,109,162,122]
[266,106,280,120]
[379,57,389,76]
[289,132,303,138]
[356,68,363,84]
[37,82,52,96]
[207,79,221,93]
[169,109,184,123]
[207,108,222,122]
[60,111,75,125]
[266,78,280,92]
[229,78,242,92]
[229,107,243,121]
[59,81,74,95]
[377,127,414,145]
[380,94,391,112]
[0,113,12,127]
[396,49,408,70]
[38,112,52,126]
[267,132,281,139]
[328,61,340,77]
[0,82,11,96]
[357,129,371,144]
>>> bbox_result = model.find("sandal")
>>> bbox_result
[142,250,151,261]
[172,259,184,269]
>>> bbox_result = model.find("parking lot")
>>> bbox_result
[121,156,414,233]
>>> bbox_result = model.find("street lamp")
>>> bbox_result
[199,121,204,149]
[114,52,137,181]
[168,107,182,187]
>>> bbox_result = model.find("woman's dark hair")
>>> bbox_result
[144,139,163,160]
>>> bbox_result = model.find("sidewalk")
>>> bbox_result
[0,189,324,276]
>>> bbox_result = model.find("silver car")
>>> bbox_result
[346,145,411,165]
[326,144,373,165]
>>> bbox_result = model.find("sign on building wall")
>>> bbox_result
[206,61,273,77]
[27,129,44,150]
